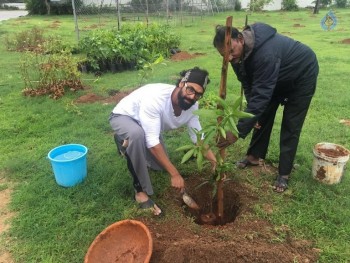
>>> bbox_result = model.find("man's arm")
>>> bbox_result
[148,143,185,191]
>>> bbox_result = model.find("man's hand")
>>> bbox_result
[217,131,238,149]
[254,122,261,129]
[171,174,185,192]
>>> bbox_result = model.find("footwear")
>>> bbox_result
[138,198,163,217]
[236,158,259,169]
[273,175,289,193]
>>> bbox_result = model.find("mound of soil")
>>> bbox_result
[170,51,205,61]
[141,164,320,263]
[340,119,350,126]
[341,38,350,44]
[293,23,305,27]
[75,90,133,105]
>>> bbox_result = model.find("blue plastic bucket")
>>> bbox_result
[48,144,88,187]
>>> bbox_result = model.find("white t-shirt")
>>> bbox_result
[112,83,202,148]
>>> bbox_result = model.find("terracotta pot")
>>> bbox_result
[84,220,153,263]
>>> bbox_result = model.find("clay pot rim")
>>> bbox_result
[84,219,153,263]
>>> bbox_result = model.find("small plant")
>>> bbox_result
[20,51,84,99]
[65,100,83,116]
[78,23,180,73]
[4,27,46,52]
[138,55,166,86]
[176,95,253,223]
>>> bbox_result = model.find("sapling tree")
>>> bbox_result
[176,95,253,223]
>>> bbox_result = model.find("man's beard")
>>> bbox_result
[178,92,195,110]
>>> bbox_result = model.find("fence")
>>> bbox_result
[71,0,238,40]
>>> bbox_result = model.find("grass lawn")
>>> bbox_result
[0,8,350,263]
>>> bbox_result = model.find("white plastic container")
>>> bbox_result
[312,142,350,184]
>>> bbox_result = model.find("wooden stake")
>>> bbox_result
[217,16,232,224]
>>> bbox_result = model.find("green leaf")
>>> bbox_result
[181,148,195,164]
[232,110,254,119]
[201,125,216,135]
[228,116,237,130]
[203,129,216,145]
[193,109,219,119]
[218,126,226,139]
[153,55,164,65]
[197,150,204,171]
[175,144,195,152]
[216,97,229,110]
[232,95,243,110]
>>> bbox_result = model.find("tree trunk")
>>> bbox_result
[216,16,232,224]
[313,0,320,14]
[45,0,51,15]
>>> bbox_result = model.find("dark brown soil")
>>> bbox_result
[293,23,305,27]
[317,146,349,158]
[170,51,205,61]
[75,90,133,104]
[341,38,350,44]
[140,164,320,263]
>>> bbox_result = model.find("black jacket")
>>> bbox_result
[233,23,319,138]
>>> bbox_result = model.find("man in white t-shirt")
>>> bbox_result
[109,67,216,216]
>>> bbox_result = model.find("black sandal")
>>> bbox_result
[273,175,289,193]
[236,158,259,169]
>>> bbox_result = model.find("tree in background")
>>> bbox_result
[25,0,79,15]
[282,0,299,10]
[313,0,320,14]
[248,0,273,11]
[335,0,347,7]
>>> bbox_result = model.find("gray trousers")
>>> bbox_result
[109,114,164,196]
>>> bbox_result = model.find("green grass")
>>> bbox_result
[0,8,350,263]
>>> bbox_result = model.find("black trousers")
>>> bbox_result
[246,85,316,176]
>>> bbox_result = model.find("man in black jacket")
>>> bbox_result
[213,22,319,192]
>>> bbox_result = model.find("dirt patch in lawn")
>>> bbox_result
[0,176,15,263]
[170,51,205,61]
[293,23,305,27]
[340,38,350,44]
[75,90,134,105]
[340,119,350,126]
[140,164,320,263]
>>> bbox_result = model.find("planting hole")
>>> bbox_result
[182,175,242,226]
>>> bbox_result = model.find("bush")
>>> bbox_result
[234,0,242,11]
[335,0,347,7]
[78,23,180,73]
[25,0,81,15]
[4,27,46,52]
[21,51,84,99]
[4,27,76,54]
[320,0,332,7]
[282,0,299,10]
